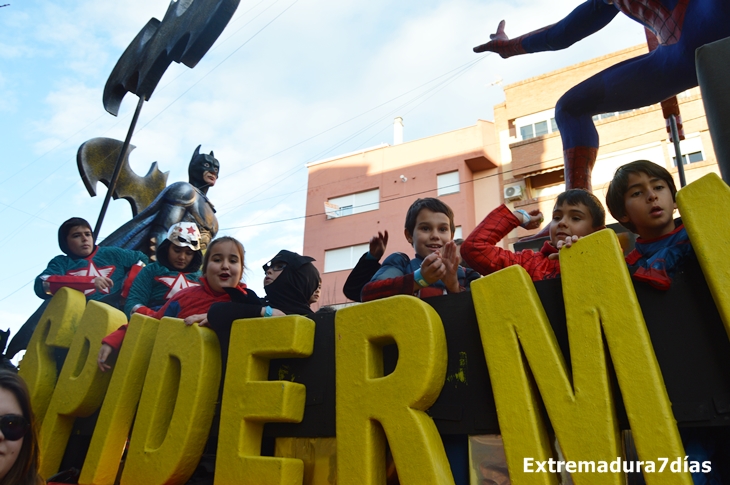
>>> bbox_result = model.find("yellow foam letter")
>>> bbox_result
[335,295,453,485]
[214,315,315,485]
[677,173,730,336]
[79,313,161,485]
[19,288,87,425]
[470,230,689,485]
[38,300,124,478]
[120,319,221,485]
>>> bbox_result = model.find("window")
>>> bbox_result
[673,151,704,166]
[454,226,463,240]
[534,121,549,137]
[437,171,460,196]
[667,134,705,168]
[519,125,534,140]
[592,109,637,121]
[327,189,379,219]
[516,112,559,141]
[324,243,369,273]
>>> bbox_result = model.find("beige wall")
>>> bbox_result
[493,45,718,246]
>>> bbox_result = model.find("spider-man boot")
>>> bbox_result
[519,146,598,241]
[564,146,598,191]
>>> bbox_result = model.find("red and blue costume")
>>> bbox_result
[626,220,693,290]
[477,0,730,190]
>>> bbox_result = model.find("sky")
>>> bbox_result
[0,0,647,351]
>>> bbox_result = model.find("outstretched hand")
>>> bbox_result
[474,20,509,53]
[369,231,389,260]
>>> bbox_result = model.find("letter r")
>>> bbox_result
[335,296,453,485]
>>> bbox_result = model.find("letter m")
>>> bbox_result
[470,230,691,485]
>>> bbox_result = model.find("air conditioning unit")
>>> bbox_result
[503,183,525,201]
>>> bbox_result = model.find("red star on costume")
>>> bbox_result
[186,226,197,234]
[155,274,200,300]
[68,262,116,295]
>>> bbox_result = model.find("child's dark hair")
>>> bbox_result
[404,198,455,236]
[202,236,246,275]
[157,239,203,273]
[554,189,606,228]
[605,160,677,232]
[58,217,93,255]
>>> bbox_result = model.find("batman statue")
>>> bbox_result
[101,145,220,257]
[4,146,220,361]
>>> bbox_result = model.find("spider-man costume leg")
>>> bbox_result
[557,0,729,190]
[556,43,697,190]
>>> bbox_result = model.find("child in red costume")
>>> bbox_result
[97,236,263,371]
[461,189,605,281]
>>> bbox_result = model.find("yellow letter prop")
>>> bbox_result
[79,313,161,485]
[38,301,124,477]
[335,295,453,485]
[677,173,730,337]
[121,319,221,485]
[19,288,87,426]
[215,315,315,485]
[470,230,690,485]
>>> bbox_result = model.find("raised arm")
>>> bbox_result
[343,231,389,302]
[461,204,543,275]
[473,0,619,58]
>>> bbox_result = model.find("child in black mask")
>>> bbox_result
[261,250,320,316]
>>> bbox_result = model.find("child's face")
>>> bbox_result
[168,245,196,271]
[263,261,287,286]
[309,281,322,304]
[405,209,453,259]
[66,225,94,257]
[549,202,596,246]
[205,241,242,293]
[0,387,24,481]
[619,171,677,239]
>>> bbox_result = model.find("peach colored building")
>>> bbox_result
[304,44,719,307]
